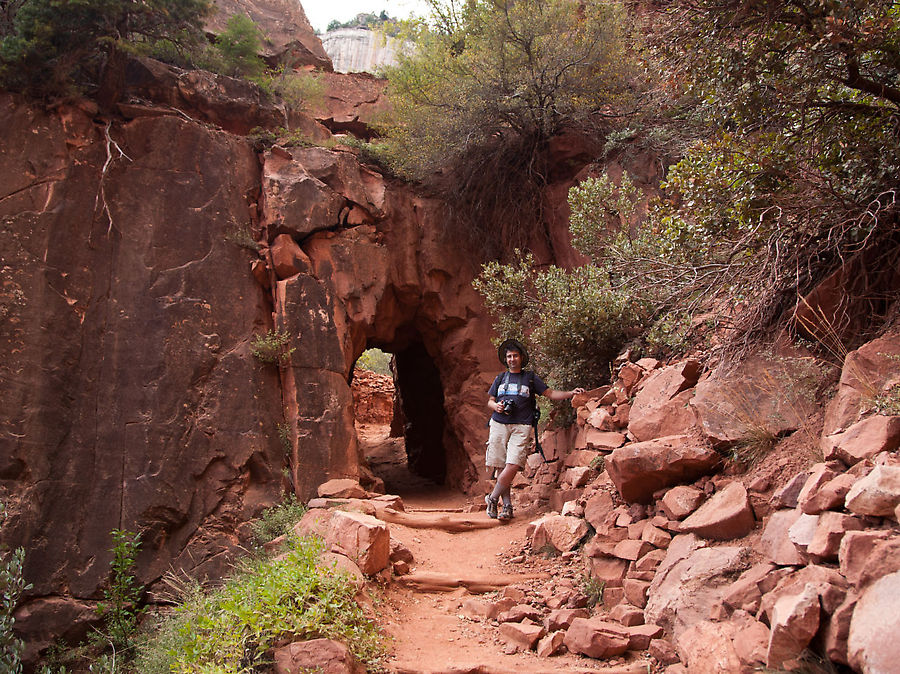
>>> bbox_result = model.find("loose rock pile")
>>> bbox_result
[271,330,900,673]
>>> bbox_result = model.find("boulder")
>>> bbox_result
[677,615,768,673]
[760,509,806,565]
[628,361,701,442]
[766,584,820,669]
[272,638,364,674]
[772,471,811,508]
[823,414,900,465]
[499,621,545,652]
[849,571,900,674]
[800,473,858,514]
[544,608,590,632]
[806,512,864,561]
[270,233,312,279]
[691,353,817,447]
[839,531,900,588]
[584,556,629,588]
[644,545,751,638]
[536,630,566,657]
[759,566,847,624]
[822,330,900,436]
[318,478,368,499]
[563,618,631,659]
[529,515,590,553]
[659,485,706,520]
[625,623,664,650]
[824,594,858,666]
[845,464,900,516]
[584,490,616,529]
[607,435,722,504]
[326,510,390,575]
[679,482,755,541]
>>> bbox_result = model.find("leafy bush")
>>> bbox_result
[0,0,211,97]
[212,13,265,78]
[376,0,637,256]
[0,502,30,674]
[133,536,385,673]
[97,530,144,652]
[249,494,307,545]
[474,250,646,389]
[251,329,295,364]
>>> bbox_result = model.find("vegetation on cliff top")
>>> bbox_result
[372,0,638,256]
[472,0,900,382]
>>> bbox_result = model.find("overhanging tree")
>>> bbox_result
[0,0,212,101]
[376,0,637,256]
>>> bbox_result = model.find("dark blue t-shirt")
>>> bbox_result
[488,370,548,425]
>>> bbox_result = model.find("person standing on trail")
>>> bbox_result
[485,338,584,521]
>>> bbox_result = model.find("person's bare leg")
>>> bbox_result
[490,463,519,500]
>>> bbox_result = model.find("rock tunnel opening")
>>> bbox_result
[352,340,449,491]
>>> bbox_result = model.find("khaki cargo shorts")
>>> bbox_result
[485,419,533,468]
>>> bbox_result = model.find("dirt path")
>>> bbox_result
[360,425,652,674]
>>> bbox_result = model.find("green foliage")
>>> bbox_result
[355,348,392,376]
[579,574,604,609]
[133,536,385,673]
[255,66,325,112]
[326,10,394,33]
[223,220,260,252]
[0,502,30,674]
[376,0,636,255]
[213,13,264,78]
[0,0,212,96]
[474,250,646,389]
[631,0,900,342]
[96,530,144,652]
[249,494,307,545]
[250,329,295,365]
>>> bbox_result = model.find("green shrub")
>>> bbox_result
[250,329,295,364]
[474,250,647,389]
[97,530,144,652]
[213,13,264,78]
[0,503,30,674]
[133,536,385,672]
[249,494,307,545]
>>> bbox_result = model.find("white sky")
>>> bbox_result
[301,0,433,33]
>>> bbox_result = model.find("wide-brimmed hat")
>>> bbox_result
[497,338,529,368]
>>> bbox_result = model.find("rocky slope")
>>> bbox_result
[295,330,900,673]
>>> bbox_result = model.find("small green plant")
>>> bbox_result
[589,455,605,472]
[873,383,900,417]
[277,422,292,456]
[249,494,307,545]
[0,502,31,674]
[257,67,326,112]
[224,221,260,252]
[579,574,605,609]
[251,329,295,364]
[213,13,265,78]
[133,536,385,672]
[96,530,144,653]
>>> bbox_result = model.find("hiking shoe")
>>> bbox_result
[498,503,513,521]
[485,494,498,519]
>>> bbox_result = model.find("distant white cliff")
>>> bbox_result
[320,28,401,73]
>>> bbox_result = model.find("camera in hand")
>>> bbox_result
[498,399,516,414]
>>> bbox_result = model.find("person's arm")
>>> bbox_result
[541,387,585,401]
[487,395,504,413]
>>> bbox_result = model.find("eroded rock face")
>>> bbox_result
[1,86,504,656]
[0,98,285,640]
[206,0,332,70]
